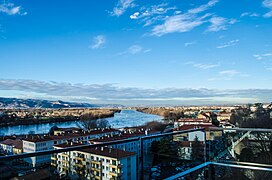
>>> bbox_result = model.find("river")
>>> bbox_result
[0,110,163,135]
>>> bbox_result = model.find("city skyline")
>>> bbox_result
[1,0,272,105]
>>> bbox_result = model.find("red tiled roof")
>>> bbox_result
[23,129,119,143]
[0,139,23,149]
[174,124,215,131]
[81,147,136,159]
[176,118,208,122]
[91,130,160,143]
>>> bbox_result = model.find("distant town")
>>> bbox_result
[1,98,272,179]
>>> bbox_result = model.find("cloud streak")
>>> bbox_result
[148,0,235,36]
[111,0,135,17]
[207,16,236,32]
[253,53,272,60]
[90,35,106,49]
[216,39,239,49]
[209,70,249,81]
[0,2,27,16]
[186,62,219,70]
[263,0,272,18]
[117,45,151,55]
[0,79,270,105]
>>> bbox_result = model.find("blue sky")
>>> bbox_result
[0,0,272,105]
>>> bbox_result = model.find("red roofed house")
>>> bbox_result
[0,139,23,155]
[52,142,137,180]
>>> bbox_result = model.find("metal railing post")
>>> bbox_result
[140,137,144,180]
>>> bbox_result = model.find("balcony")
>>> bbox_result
[109,164,117,168]
[0,128,271,180]
[91,160,101,164]
[74,163,83,168]
[165,162,272,180]
[109,171,118,176]
[91,167,101,171]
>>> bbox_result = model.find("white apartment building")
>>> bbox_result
[22,128,119,167]
[90,129,161,156]
[174,118,210,128]
[0,139,23,155]
[52,143,137,180]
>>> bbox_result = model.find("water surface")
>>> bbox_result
[0,110,163,135]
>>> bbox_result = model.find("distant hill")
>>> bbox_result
[0,97,123,109]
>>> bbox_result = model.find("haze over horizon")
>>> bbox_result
[1,0,272,105]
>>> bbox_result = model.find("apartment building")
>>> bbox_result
[52,142,137,180]
[174,118,210,128]
[217,112,232,121]
[0,139,23,155]
[90,129,161,156]
[173,123,218,141]
[22,128,119,167]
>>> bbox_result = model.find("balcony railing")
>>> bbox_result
[0,128,271,180]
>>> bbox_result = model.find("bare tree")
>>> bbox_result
[77,119,110,131]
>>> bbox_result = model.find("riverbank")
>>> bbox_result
[0,110,163,135]
[135,107,189,121]
[0,109,121,127]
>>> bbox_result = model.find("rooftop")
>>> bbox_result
[54,142,136,159]
[23,128,119,143]
[174,124,216,131]
[0,139,23,149]
[92,129,160,143]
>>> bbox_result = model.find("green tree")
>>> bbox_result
[239,148,254,162]
[191,135,204,161]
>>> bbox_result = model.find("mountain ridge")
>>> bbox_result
[0,97,123,109]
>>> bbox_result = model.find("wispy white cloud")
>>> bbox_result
[0,79,270,105]
[209,70,248,81]
[194,64,219,69]
[130,3,176,26]
[186,61,219,70]
[219,70,240,77]
[128,45,143,54]
[207,16,236,32]
[184,41,197,47]
[149,0,237,36]
[111,0,135,17]
[117,45,151,55]
[89,35,106,49]
[187,0,218,14]
[240,12,259,17]
[263,0,272,18]
[253,53,272,60]
[151,13,210,36]
[216,39,239,49]
[0,2,27,16]
[130,12,139,19]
